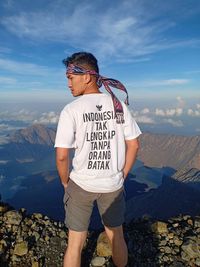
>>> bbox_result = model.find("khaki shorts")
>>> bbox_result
[63,179,125,231]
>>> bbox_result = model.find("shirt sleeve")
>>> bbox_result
[123,103,142,140]
[54,106,76,148]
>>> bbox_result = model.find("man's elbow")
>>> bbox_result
[126,138,140,151]
[56,148,69,162]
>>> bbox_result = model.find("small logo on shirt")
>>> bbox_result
[96,105,102,111]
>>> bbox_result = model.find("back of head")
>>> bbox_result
[63,52,99,74]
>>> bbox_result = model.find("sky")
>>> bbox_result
[0,0,200,136]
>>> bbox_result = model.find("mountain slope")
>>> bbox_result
[138,133,200,170]
[172,168,200,191]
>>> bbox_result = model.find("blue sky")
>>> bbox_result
[0,0,200,136]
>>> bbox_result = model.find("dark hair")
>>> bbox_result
[62,52,99,74]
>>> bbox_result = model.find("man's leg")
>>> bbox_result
[63,180,96,267]
[104,225,128,267]
[97,187,127,267]
[63,229,87,267]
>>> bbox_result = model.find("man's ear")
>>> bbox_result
[83,73,91,84]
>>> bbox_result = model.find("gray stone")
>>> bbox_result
[96,232,112,257]
[169,262,186,267]
[4,210,22,225]
[194,218,200,228]
[165,246,172,254]
[33,213,43,220]
[160,240,167,246]
[196,258,200,266]
[14,241,28,256]
[182,240,200,259]
[59,230,66,238]
[172,223,179,228]
[174,237,183,246]
[32,231,40,241]
[91,257,106,267]
[151,221,168,234]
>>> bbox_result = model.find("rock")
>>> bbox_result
[14,241,28,256]
[187,219,193,226]
[33,213,43,220]
[165,246,172,254]
[168,232,174,239]
[151,221,168,234]
[91,256,106,266]
[169,261,186,267]
[32,231,40,241]
[181,240,200,259]
[1,200,200,267]
[96,232,112,257]
[196,258,200,266]
[32,261,39,267]
[4,210,22,225]
[159,240,167,246]
[172,223,179,228]
[174,237,183,246]
[59,230,66,238]
[194,217,200,228]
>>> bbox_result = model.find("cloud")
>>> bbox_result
[130,108,155,124]
[187,109,200,117]
[176,96,185,108]
[0,135,10,145]
[140,108,150,114]
[0,76,17,84]
[151,79,189,86]
[155,108,183,117]
[33,111,59,125]
[136,116,156,124]
[0,58,51,76]
[127,79,190,88]
[155,109,165,116]
[164,118,184,127]
[0,46,12,54]
[130,110,139,117]
[1,1,200,62]
[0,109,36,122]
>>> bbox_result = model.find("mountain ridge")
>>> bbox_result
[138,132,200,170]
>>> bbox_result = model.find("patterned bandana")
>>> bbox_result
[66,64,129,123]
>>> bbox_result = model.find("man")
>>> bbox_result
[55,52,141,267]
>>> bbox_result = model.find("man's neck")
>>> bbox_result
[83,83,101,95]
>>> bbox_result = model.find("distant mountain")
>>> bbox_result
[172,168,200,191]
[126,173,200,222]
[138,133,200,170]
[3,124,56,162]
[9,124,55,146]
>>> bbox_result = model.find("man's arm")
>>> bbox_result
[56,147,70,189]
[123,138,139,179]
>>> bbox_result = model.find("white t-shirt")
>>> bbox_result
[55,93,141,193]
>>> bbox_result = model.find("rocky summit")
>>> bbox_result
[0,202,200,267]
